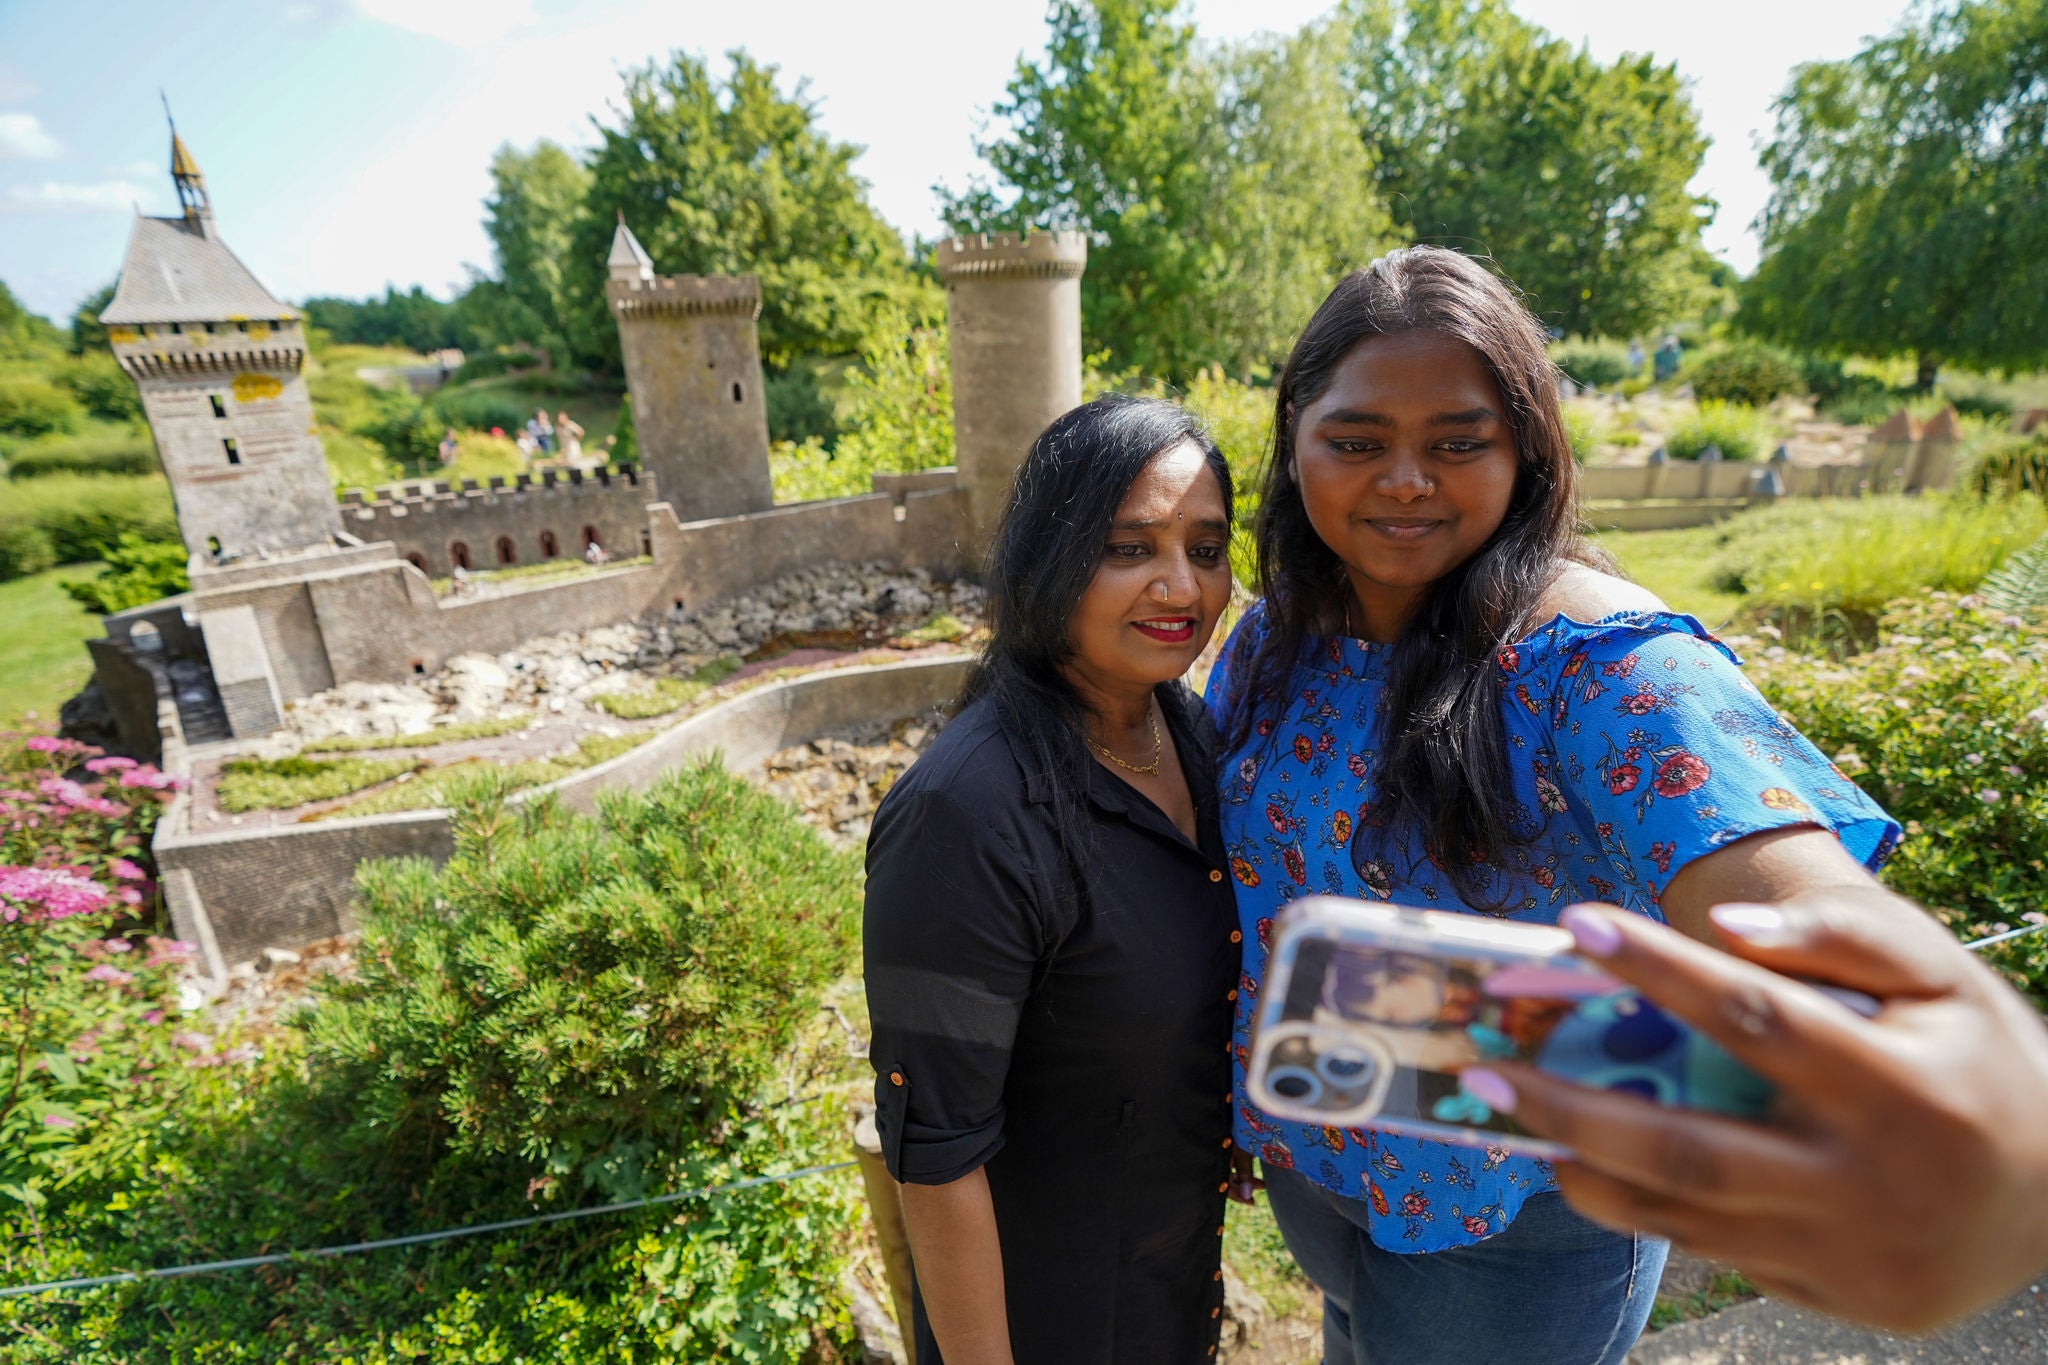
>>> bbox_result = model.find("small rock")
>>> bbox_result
[262,947,302,970]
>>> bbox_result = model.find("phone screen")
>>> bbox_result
[1248,913,1772,1152]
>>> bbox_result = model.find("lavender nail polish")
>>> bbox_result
[1560,904,1623,957]
[1460,1068,1517,1114]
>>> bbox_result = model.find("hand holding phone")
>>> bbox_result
[1246,897,1790,1157]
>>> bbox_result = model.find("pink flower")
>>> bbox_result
[144,938,195,967]
[42,1113,77,1129]
[118,767,180,791]
[172,1031,212,1053]
[117,887,143,906]
[85,756,137,773]
[143,1010,164,1024]
[38,777,90,806]
[110,858,147,881]
[1979,790,2003,804]
[0,866,111,921]
[84,964,134,984]
[102,937,132,953]
[26,736,86,755]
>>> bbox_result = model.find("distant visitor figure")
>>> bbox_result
[557,410,585,464]
[438,429,458,465]
[534,408,555,454]
[1653,334,1682,381]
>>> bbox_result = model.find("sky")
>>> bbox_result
[0,0,1917,324]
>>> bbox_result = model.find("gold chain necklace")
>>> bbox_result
[1090,702,1162,776]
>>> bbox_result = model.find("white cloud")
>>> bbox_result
[0,112,61,160]
[351,0,539,45]
[2,180,155,214]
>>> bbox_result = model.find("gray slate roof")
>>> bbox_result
[100,215,296,325]
[608,219,654,272]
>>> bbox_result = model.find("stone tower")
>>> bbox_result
[100,124,339,560]
[933,230,1087,555]
[605,218,773,523]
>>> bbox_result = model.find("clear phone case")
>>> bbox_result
[1246,896,1773,1157]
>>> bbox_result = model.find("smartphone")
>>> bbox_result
[1245,896,1776,1158]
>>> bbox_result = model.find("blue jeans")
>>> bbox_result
[1263,1166,1666,1365]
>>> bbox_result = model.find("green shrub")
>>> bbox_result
[1667,400,1765,461]
[216,753,420,812]
[765,361,840,446]
[430,387,529,433]
[304,714,534,751]
[1551,337,1633,389]
[1688,341,1803,406]
[1950,393,2014,422]
[1711,495,2047,627]
[594,676,707,719]
[1821,376,1898,426]
[308,764,862,1163]
[0,473,177,571]
[0,519,54,577]
[1,749,865,1362]
[1970,433,2048,501]
[52,352,141,422]
[1751,593,2048,999]
[61,534,188,614]
[897,611,972,645]
[4,424,157,479]
[0,376,82,438]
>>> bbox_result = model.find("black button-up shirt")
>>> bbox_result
[865,687,1241,1364]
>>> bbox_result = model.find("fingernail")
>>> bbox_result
[1460,1067,1517,1114]
[1560,904,1623,958]
[1711,903,1800,947]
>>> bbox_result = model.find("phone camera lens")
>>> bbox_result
[1267,1066,1325,1105]
[1317,1047,1374,1085]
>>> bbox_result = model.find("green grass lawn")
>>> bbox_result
[0,563,104,731]
[1593,524,1745,628]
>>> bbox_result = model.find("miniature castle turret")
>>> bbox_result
[933,231,1087,554]
[605,218,774,523]
[99,121,338,559]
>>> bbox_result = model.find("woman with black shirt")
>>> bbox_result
[864,396,1251,1363]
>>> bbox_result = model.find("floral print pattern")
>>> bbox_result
[1206,606,1900,1254]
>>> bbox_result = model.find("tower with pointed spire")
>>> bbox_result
[100,118,338,561]
[604,217,773,522]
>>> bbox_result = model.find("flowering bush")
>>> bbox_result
[0,734,198,1215]
[1745,593,2048,997]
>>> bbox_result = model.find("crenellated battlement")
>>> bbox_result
[110,319,308,378]
[339,464,648,509]
[933,230,1089,282]
[605,273,762,319]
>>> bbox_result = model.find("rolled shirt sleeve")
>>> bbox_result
[864,788,1048,1185]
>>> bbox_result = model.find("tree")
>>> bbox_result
[300,286,471,354]
[945,2,1394,378]
[1743,0,2048,387]
[1337,0,1716,339]
[0,279,63,360]
[69,281,117,355]
[476,140,594,368]
[569,51,925,373]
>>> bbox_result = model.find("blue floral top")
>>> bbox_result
[1204,605,1900,1254]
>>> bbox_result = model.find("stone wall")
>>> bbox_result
[339,468,659,578]
[111,320,341,558]
[153,655,971,967]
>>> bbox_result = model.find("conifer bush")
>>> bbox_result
[306,763,862,1179]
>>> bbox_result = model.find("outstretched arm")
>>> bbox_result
[901,1170,1015,1364]
[1467,891,2048,1333]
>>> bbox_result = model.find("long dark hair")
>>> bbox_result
[1224,246,1605,905]
[960,393,1234,858]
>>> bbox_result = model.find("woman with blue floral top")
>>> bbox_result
[1206,247,1901,1364]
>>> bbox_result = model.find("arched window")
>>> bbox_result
[539,529,559,558]
[450,541,471,570]
[582,525,600,549]
[496,535,516,565]
[404,552,426,572]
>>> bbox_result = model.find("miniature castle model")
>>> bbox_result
[99,128,340,558]
[82,121,1088,758]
